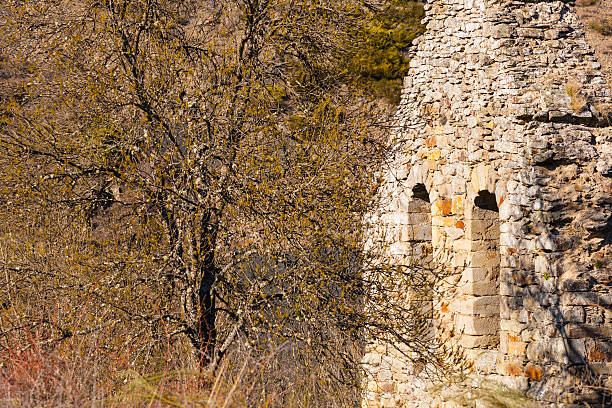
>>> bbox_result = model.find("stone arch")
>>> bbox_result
[405,162,433,198]
[468,163,498,206]
[400,183,432,257]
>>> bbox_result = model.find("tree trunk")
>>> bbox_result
[197,212,218,368]
[197,263,216,367]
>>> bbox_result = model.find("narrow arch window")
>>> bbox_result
[458,190,500,352]
[412,183,430,203]
[402,183,434,343]
[403,183,431,249]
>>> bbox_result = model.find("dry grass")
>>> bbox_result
[566,80,588,112]
[574,0,612,89]
[0,327,358,408]
[590,18,612,37]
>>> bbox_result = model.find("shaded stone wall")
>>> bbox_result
[363,0,612,405]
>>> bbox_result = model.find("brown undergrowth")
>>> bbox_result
[0,326,357,408]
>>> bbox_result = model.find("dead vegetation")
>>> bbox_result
[574,0,612,89]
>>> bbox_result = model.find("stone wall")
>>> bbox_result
[363,0,612,405]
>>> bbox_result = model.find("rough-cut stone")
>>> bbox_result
[362,0,612,405]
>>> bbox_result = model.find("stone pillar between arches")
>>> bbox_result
[454,192,500,368]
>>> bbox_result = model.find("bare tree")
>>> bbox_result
[0,0,441,400]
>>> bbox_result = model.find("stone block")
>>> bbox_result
[399,225,432,242]
[493,372,530,392]
[451,196,463,214]
[462,266,490,282]
[393,370,411,382]
[511,269,536,287]
[590,362,612,375]
[388,242,412,256]
[560,278,591,292]
[404,201,430,215]
[499,282,514,296]
[388,343,410,358]
[524,365,542,381]
[434,198,452,216]
[469,250,500,268]
[520,328,535,342]
[380,395,394,408]
[561,292,611,307]
[499,232,518,248]
[587,341,612,362]
[534,254,551,275]
[560,306,585,324]
[455,295,499,316]
[500,297,511,319]
[432,226,444,249]
[459,281,498,296]
[466,220,498,241]
[469,240,497,252]
[442,215,456,228]
[452,238,471,252]
[500,330,509,355]
[499,199,522,221]
[444,226,464,241]
[585,306,604,325]
[526,338,586,364]
[472,350,499,373]
[451,251,468,268]
[458,334,499,349]
[406,212,430,225]
[470,163,496,196]
[567,324,612,339]
[507,340,527,356]
[500,318,525,334]
[378,382,395,393]
[366,380,381,393]
[376,368,392,382]
[363,352,382,367]
[431,214,447,227]
[523,291,555,310]
[455,314,499,335]
[500,359,524,376]
[500,253,518,268]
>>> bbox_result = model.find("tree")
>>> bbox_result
[0,0,437,401]
[353,0,425,103]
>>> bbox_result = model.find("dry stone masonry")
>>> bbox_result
[362,0,612,405]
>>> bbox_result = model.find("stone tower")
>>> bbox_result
[362,0,612,405]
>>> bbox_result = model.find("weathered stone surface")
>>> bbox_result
[362,0,612,405]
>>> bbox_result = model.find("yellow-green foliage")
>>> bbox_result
[351,1,425,103]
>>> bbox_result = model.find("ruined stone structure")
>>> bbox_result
[362,0,612,406]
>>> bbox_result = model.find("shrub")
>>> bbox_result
[351,1,425,104]
[590,18,612,36]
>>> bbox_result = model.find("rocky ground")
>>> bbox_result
[574,0,612,88]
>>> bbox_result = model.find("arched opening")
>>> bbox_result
[402,183,432,257]
[403,183,434,343]
[412,183,430,203]
[457,190,500,354]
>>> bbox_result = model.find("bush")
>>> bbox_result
[590,18,612,36]
[350,1,425,103]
